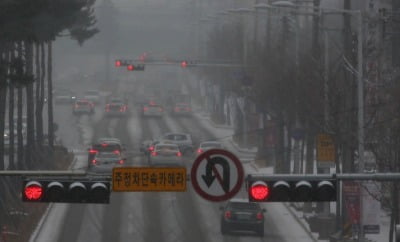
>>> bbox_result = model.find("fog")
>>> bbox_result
[52,0,205,83]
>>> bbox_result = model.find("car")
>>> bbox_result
[140,139,160,155]
[83,90,101,104]
[196,141,224,155]
[105,97,128,117]
[72,99,95,115]
[148,143,183,166]
[87,138,126,164]
[88,151,126,173]
[171,103,192,116]
[159,132,194,155]
[142,104,164,118]
[220,198,265,236]
[54,89,76,104]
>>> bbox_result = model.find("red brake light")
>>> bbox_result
[143,107,148,111]
[92,159,97,165]
[115,60,122,67]
[113,150,120,155]
[101,143,108,147]
[250,183,270,201]
[151,151,157,156]
[119,159,124,165]
[89,149,98,154]
[24,183,43,201]
[256,212,263,220]
[148,146,154,151]
[224,211,231,219]
[197,148,203,154]
[176,151,182,157]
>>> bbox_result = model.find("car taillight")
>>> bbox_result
[151,151,157,156]
[224,211,232,219]
[143,107,148,111]
[89,149,98,154]
[148,146,154,151]
[197,148,203,154]
[119,159,124,165]
[101,143,108,147]
[92,159,97,165]
[120,106,126,112]
[113,150,120,155]
[256,212,263,220]
[176,151,182,157]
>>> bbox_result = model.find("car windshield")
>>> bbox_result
[2,1,393,241]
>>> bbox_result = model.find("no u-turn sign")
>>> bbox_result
[190,149,244,202]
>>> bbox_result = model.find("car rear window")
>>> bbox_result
[202,143,222,148]
[156,145,178,151]
[229,202,260,210]
[96,153,119,159]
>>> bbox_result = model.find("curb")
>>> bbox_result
[283,203,320,242]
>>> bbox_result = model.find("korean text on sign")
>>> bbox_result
[112,167,186,192]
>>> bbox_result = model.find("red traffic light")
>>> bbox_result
[250,181,269,201]
[127,64,134,71]
[115,60,122,67]
[181,61,187,68]
[24,181,43,201]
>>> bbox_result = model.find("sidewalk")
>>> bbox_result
[193,107,323,241]
[194,106,391,242]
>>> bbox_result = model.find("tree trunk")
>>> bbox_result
[25,41,35,168]
[35,42,44,147]
[47,41,54,150]
[16,42,25,169]
[8,47,16,170]
[275,110,285,173]
[0,61,6,170]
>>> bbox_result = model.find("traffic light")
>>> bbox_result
[127,64,145,71]
[22,178,111,204]
[247,175,336,202]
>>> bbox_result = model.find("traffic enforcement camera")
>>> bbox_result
[22,177,111,204]
[247,174,336,202]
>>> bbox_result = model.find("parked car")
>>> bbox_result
[196,141,224,155]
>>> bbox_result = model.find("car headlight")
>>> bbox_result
[71,96,76,99]
[4,134,8,137]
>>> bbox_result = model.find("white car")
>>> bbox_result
[196,141,224,155]
[149,143,183,167]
